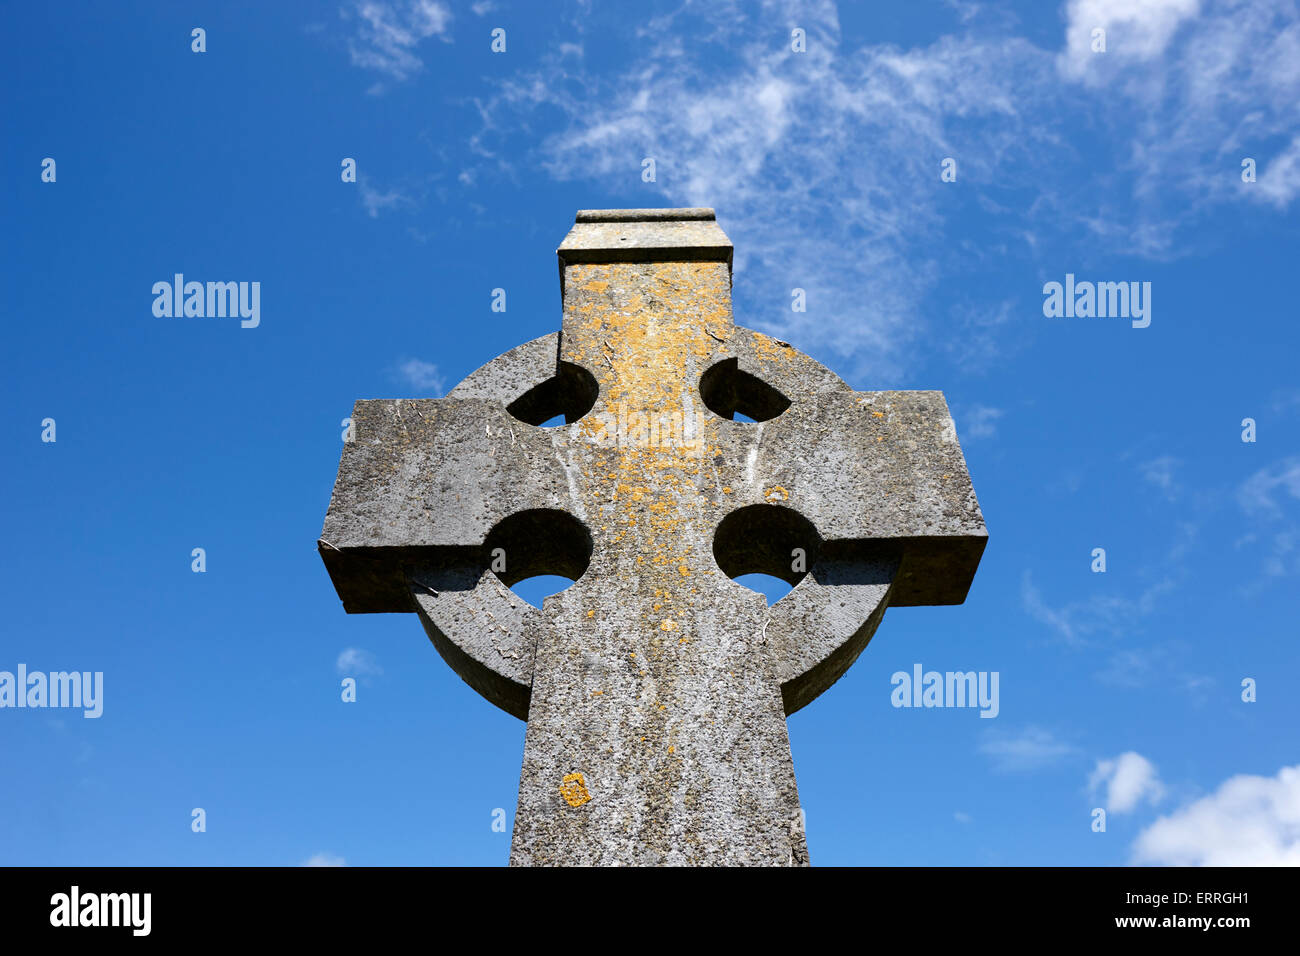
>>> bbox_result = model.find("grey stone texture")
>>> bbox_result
[319,208,987,866]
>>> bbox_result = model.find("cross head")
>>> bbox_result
[319,208,987,865]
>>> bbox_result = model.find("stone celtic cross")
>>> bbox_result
[319,208,986,865]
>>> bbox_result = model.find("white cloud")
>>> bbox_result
[477,2,1050,379]
[1089,751,1165,813]
[944,298,1019,374]
[1269,388,1300,414]
[359,177,413,218]
[1021,570,1174,647]
[345,0,453,85]
[1094,645,1213,699]
[1133,764,1300,865]
[396,358,445,394]
[302,853,347,867]
[467,0,1300,373]
[1139,455,1180,499]
[336,647,382,677]
[1095,648,1160,688]
[1261,529,1299,578]
[963,405,1004,440]
[1255,134,1300,208]
[1236,457,1300,586]
[943,0,983,23]
[1059,0,1300,215]
[1021,572,1086,646]
[979,726,1077,771]
[954,810,973,823]
[1058,0,1201,81]
[1238,457,1300,515]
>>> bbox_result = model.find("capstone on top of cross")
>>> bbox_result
[556,208,733,298]
[575,208,716,222]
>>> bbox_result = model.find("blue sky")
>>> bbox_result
[3,0,1298,866]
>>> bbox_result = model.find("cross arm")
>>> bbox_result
[319,397,575,613]
[723,389,987,606]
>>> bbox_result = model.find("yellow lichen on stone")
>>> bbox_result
[751,331,794,363]
[559,772,592,808]
[558,260,735,720]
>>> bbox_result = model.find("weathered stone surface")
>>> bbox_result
[319,208,987,866]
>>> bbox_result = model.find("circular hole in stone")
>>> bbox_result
[712,504,820,603]
[483,509,593,607]
[699,358,792,423]
[507,574,577,609]
[506,361,599,428]
[732,572,794,605]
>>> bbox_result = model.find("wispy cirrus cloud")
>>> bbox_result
[466,0,1300,373]
[343,0,453,90]
[1139,455,1182,501]
[1236,456,1300,585]
[1094,645,1213,700]
[1237,456,1300,515]
[1021,570,1176,648]
[359,176,413,218]
[979,725,1078,771]
[1058,0,1300,222]
[474,1,1052,380]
